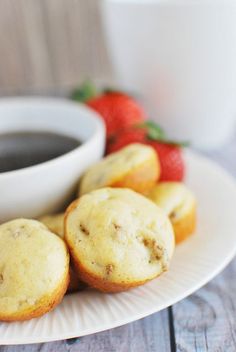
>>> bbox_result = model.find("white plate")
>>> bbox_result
[1,149,236,345]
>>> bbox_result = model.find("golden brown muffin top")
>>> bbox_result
[79,143,159,195]
[65,188,174,283]
[0,219,69,316]
[148,182,196,222]
[39,213,64,238]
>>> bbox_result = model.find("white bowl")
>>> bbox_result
[0,97,105,223]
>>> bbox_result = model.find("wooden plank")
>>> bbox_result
[0,309,172,352]
[0,0,28,92]
[173,140,236,352]
[0,0,53,93]
[75,310,172,352]
[173,260,236,352]
[0,0,111,94]
[40,0,111,88]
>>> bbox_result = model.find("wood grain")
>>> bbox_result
[173,137,236,352]
[0,0,112,95]
[173,260,236,352]
[0,310,171,352]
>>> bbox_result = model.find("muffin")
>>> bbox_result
[148,182,196,244]
[39,213,85,293]
[65,188,175,293]
[0,219,69,321]
[79,143,160,196]
[39,213,64,238]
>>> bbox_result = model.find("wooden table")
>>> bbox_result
[1,135,236,352]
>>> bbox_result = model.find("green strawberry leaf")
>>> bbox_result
[145,121,166,140]
[137,120,189,147]
[136,121,166,139]
[71,80,97,103]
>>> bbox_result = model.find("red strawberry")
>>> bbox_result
[107,122,186,182]
[148,141,184,181]
[71,82,146,140]
[87,92,146,139]
[107,127,145,153]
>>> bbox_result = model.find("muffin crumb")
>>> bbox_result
[12,229,21,238]
[113,223,122,231]
[142,238,165,262]
[79,223,89,236]
[106,264,114,275]
[170,211,177,220]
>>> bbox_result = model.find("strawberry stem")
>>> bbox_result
[103,87,123,94]
[137,121,189,147]
[71,80,97,103]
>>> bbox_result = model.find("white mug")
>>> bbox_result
[102,0,236,149]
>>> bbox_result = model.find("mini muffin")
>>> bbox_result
[39,213,64,238]
[148,182,196,244]
[39,213,85,293]
[65,188,175,293]
[0,219,69,321]
[79,143,160,196]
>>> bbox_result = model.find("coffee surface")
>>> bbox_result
[0,131,80,173]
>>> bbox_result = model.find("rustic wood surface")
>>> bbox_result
[173,140,236,352]
[0,0,112,95]
[0,310,171,352]
[0,134,235,352]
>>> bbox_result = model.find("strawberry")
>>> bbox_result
[148,141,184,181]
[107,127,146,152]
[71,82,146,140]
[107,122,187,182]
[87,93,146,139]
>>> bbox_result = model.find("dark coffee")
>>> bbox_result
[0,131,80,173]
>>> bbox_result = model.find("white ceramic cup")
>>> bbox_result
[0,97,105,222]
[102,0,236,149]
